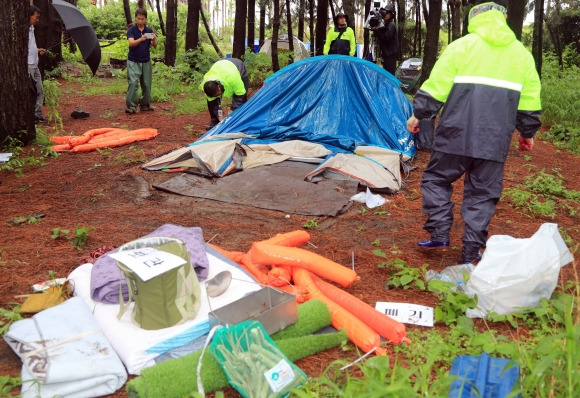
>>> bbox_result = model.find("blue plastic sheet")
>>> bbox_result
[202,55,416,157]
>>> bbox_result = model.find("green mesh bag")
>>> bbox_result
[116,237,201,330]
[210,320,308,397]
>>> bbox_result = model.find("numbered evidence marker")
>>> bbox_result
[109,247,186,282]
[374,302,434,327]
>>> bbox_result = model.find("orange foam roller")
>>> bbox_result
[292,268,385,355]
[312,274,410,345]
[251,242,359,287]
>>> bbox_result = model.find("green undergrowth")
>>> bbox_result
[503,168,580,220]
[291,259,579,397]
[541,59,580,154]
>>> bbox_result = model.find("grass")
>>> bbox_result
[503,167,580,220]
[540,59,580,154]
[290,259,579,397]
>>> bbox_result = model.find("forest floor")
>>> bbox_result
[0,76,579,397]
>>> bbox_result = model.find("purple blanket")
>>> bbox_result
[90,224,210,304]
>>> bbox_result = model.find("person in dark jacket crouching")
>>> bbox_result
[407,0,542,264]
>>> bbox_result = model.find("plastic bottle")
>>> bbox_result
[426,263,475,292]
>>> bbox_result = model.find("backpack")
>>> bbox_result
[115,236,201,330]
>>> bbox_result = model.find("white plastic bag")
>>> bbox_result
[465,223,573,318]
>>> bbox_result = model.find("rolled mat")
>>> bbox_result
[126,330,347,397]
[126,299,343,397]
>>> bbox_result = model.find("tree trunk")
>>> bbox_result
[328,0,335,20]
[532,0,544,77]
[165,0,177,65]
[248,0,256,53]
[414,0,422,57]
[420,0,443,85]
[297,0,305,41]
[259,1,266,47]
[396,0,405,61]
[232,0,247,58]
[447,1,451,44]
[462,0,473,37]
[363,0,371,60]
[185,0,201,51]
[200,7,223,57]
[315,0,328,55]
[546,20,563,69]
[343,0,356,32]
[1,0,35,146]
[155,0,166,36]
[272,0,280,71]
[449,0,461,41]
[308,0,315,56]
[506,0,526,39]
[285,0,294,63]
[123,0,133,27]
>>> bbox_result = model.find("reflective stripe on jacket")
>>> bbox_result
[413,9,541,162]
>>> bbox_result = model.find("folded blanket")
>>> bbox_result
[90,224,210,304]
[3,297,127,398]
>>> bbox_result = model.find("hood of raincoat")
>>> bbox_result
[468,8,515,47]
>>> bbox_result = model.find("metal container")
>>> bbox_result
[208,286,298,335]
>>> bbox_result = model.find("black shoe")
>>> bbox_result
[125,108,136,115]
[71,109,90,119]
[417,240,450,250]
[140,105,155,112]
[462,251,483,265]
[205,123,218,131]
[35,116,47,122]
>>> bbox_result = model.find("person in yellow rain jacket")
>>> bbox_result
[200,58,248,130]
[323,12,356,57]
[407,1,542,264]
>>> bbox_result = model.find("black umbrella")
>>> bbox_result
[51,0,101,75]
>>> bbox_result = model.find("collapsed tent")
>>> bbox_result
[143,55,415,193]
[259,34,310,60]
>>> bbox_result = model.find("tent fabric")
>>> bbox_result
[259,34,310,60]
[305,153,401,192]
[201,55,415,158]
[143,56,415,194]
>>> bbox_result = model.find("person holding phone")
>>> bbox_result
[126,8,157,114]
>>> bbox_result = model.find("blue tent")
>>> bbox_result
[201,55,416,158]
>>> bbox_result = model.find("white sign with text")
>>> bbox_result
[374,302,434,327]
[110,247,186,282]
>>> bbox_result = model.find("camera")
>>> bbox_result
[364,2,385,30]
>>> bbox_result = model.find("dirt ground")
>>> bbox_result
[0,77,579,397]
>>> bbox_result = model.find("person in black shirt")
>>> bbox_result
[372,5,398,75]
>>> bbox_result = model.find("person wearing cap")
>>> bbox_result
[200,58,248,130]
[406,0,541,264]
[372,5,398,74]
[323,12,356,56]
